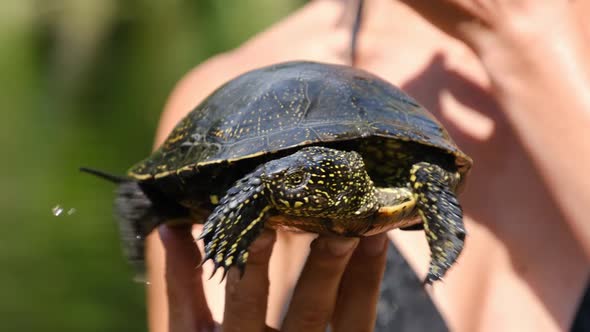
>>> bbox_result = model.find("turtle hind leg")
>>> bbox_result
[114,181,190,281]
[200,167,273,280]
[410,162,466,284]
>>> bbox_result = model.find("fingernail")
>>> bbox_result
[360,234,388,257]
[249,231,275,253]
[323,237,359,256]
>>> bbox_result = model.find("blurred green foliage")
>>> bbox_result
[0,0,304,330]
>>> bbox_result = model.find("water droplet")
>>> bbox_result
[145,281,151,285]
[52,205,64,216]
[135,235,142,240]
[67,208,77,215]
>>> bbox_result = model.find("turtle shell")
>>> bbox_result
[129,61,471,189]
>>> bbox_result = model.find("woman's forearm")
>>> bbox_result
[473,12,590,257]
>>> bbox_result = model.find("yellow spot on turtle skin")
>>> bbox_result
[225,256,234,266]
[215,253,224,263]
[410,175,417,182]
[294,201,303,208]
[166,134,186,144]
[210,195,219,205]
[280,199,291,208]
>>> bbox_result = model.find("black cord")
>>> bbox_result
[350,0,364,66]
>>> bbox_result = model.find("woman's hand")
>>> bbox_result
[156,225,388,332]
[399,1,588,79]
[400,0,572,46]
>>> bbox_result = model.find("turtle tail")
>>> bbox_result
[114,181,163,281]
[81,168,164,281]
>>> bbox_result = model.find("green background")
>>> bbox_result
[0,1,304,330]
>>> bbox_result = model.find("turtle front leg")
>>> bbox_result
[409,162,466,284]
[200,166,273,278]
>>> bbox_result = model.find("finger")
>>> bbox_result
[400,1,480,37]
[282,236,359,332]
[223,230,277,332]
[331,233,388,332]
[157,224,215,332]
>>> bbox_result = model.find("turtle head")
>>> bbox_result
[261,146,378,218]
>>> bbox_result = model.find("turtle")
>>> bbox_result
[82,61,472,284]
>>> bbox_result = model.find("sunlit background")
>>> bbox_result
[1,1,304,330]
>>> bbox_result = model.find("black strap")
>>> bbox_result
[349,0,364,66]
[571,281,590,332]
[375,242,449,331]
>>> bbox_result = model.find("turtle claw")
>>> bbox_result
[202,253,246,282]
[222,269,231,282]
[215,266,230,283]
[207,264,219,281]
[423,274,443,286]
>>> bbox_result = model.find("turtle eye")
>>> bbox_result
[286,171,308,188]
